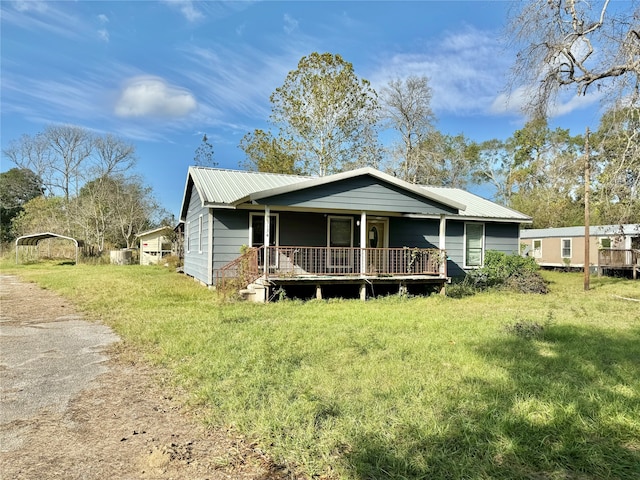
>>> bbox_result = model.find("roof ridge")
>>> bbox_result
[190,166,313,180]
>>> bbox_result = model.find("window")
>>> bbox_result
[533,239,542,258]
[328,216,353,268]
[186,221,191,253]
[561,238,572,258]
[198,215,203,253]
[465,223,485,268]
[328,216,353,247]
[599,237,611,249]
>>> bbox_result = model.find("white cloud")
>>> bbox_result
[98,28,109,42]
[97,13,109,24]
[163,0,204,23]
[283,14,299,34]
[114,77,198,118]
[491,84,602,118]
[369,26,510,116]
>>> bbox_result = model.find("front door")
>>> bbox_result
[366,218,388,273]
[250,213,278,268]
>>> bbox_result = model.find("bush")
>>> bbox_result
[460,251,547,295]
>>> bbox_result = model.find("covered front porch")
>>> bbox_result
[217,244,448,301]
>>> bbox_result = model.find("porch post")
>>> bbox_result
[360,211,367,275]
[439,215,447,276]
[264,206,270,276]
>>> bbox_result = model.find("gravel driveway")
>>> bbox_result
[0,274,291,479]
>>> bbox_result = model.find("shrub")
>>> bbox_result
[461,251,547,295]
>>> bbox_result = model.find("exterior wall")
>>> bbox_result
[183,187,211,284]
[279,211,327,246]
[257,176,459,215]
[139,233,171,265]
[388,217,439,248]
[446,221,520,277]
[212,209,249,278]
[522,235,605,268]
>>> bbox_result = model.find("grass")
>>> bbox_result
[2,260,639,479]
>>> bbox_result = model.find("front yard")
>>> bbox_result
[5,261,639,479]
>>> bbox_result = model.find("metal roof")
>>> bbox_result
[521,224,640,238]
[15,232,80,264]
[181,167,531,222]
[188,167,311,205]
[422,186,532,222]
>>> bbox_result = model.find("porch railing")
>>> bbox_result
[262,246,445,278]
[216,246,261,294]
[598,248,640,268]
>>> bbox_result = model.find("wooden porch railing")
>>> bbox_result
[263,246,445,278]
[216,246,261,294]
[598,248,640,268]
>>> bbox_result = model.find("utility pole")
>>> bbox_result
[584,127,590,291]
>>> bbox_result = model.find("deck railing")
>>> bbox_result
[262,246,445,278]
[598,248,640,268]
[216,246,261,294]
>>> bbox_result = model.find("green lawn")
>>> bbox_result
[3,261,639,479]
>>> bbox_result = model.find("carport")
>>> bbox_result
[15,232,80,265]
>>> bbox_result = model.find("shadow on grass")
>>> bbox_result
[345,325,640,479]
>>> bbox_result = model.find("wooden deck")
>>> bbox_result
[598,249,640,279]
[217,246,449,300]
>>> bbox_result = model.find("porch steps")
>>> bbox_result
[238,282,268,302]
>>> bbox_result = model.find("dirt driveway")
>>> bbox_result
[0,275,292,480]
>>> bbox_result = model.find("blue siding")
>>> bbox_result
[212,210,249,276]
[445,221,465,277]
[388,217,439,248]
[446,221,521,278]
[486,223,520,254]
[257,177,458,215]
[279,211,327,246]
[183,188,210,284]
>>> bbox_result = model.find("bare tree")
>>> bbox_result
[508,0,640,117]
[92,133,137,177]
[3,125,138,202]
[380,76,436,183]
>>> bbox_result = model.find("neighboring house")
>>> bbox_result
[521,224,640,276]
[137,226,174,265]
[179,167,532,300]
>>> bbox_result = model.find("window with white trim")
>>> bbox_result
[186,221,191,253]
[561,238,572,258]
[599,237,611,249]
[533,239,542,258]
[464,223,485,268]
[198,215,203,253]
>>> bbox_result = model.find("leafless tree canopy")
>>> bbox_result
[380,76,436,182]
[508,0,640,117]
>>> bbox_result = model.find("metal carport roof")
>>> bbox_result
[15,232,80,264]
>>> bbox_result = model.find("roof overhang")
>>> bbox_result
[235,167,467,211]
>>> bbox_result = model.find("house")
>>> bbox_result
[520,224,640,277]
[137,226,174,265]
[179,167,532,301]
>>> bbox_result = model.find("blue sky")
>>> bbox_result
[1,1,604,217]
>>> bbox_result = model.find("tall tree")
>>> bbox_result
[477,119,585,227]
[591,106,640,224]
[0,168,44,242]
[415,132,480,188]
[239,129,299,174]
[246,52,381,176]
[3,125,137,201]
[508,0,640,117]
[194,134,218,167]
[380,76,436,183]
